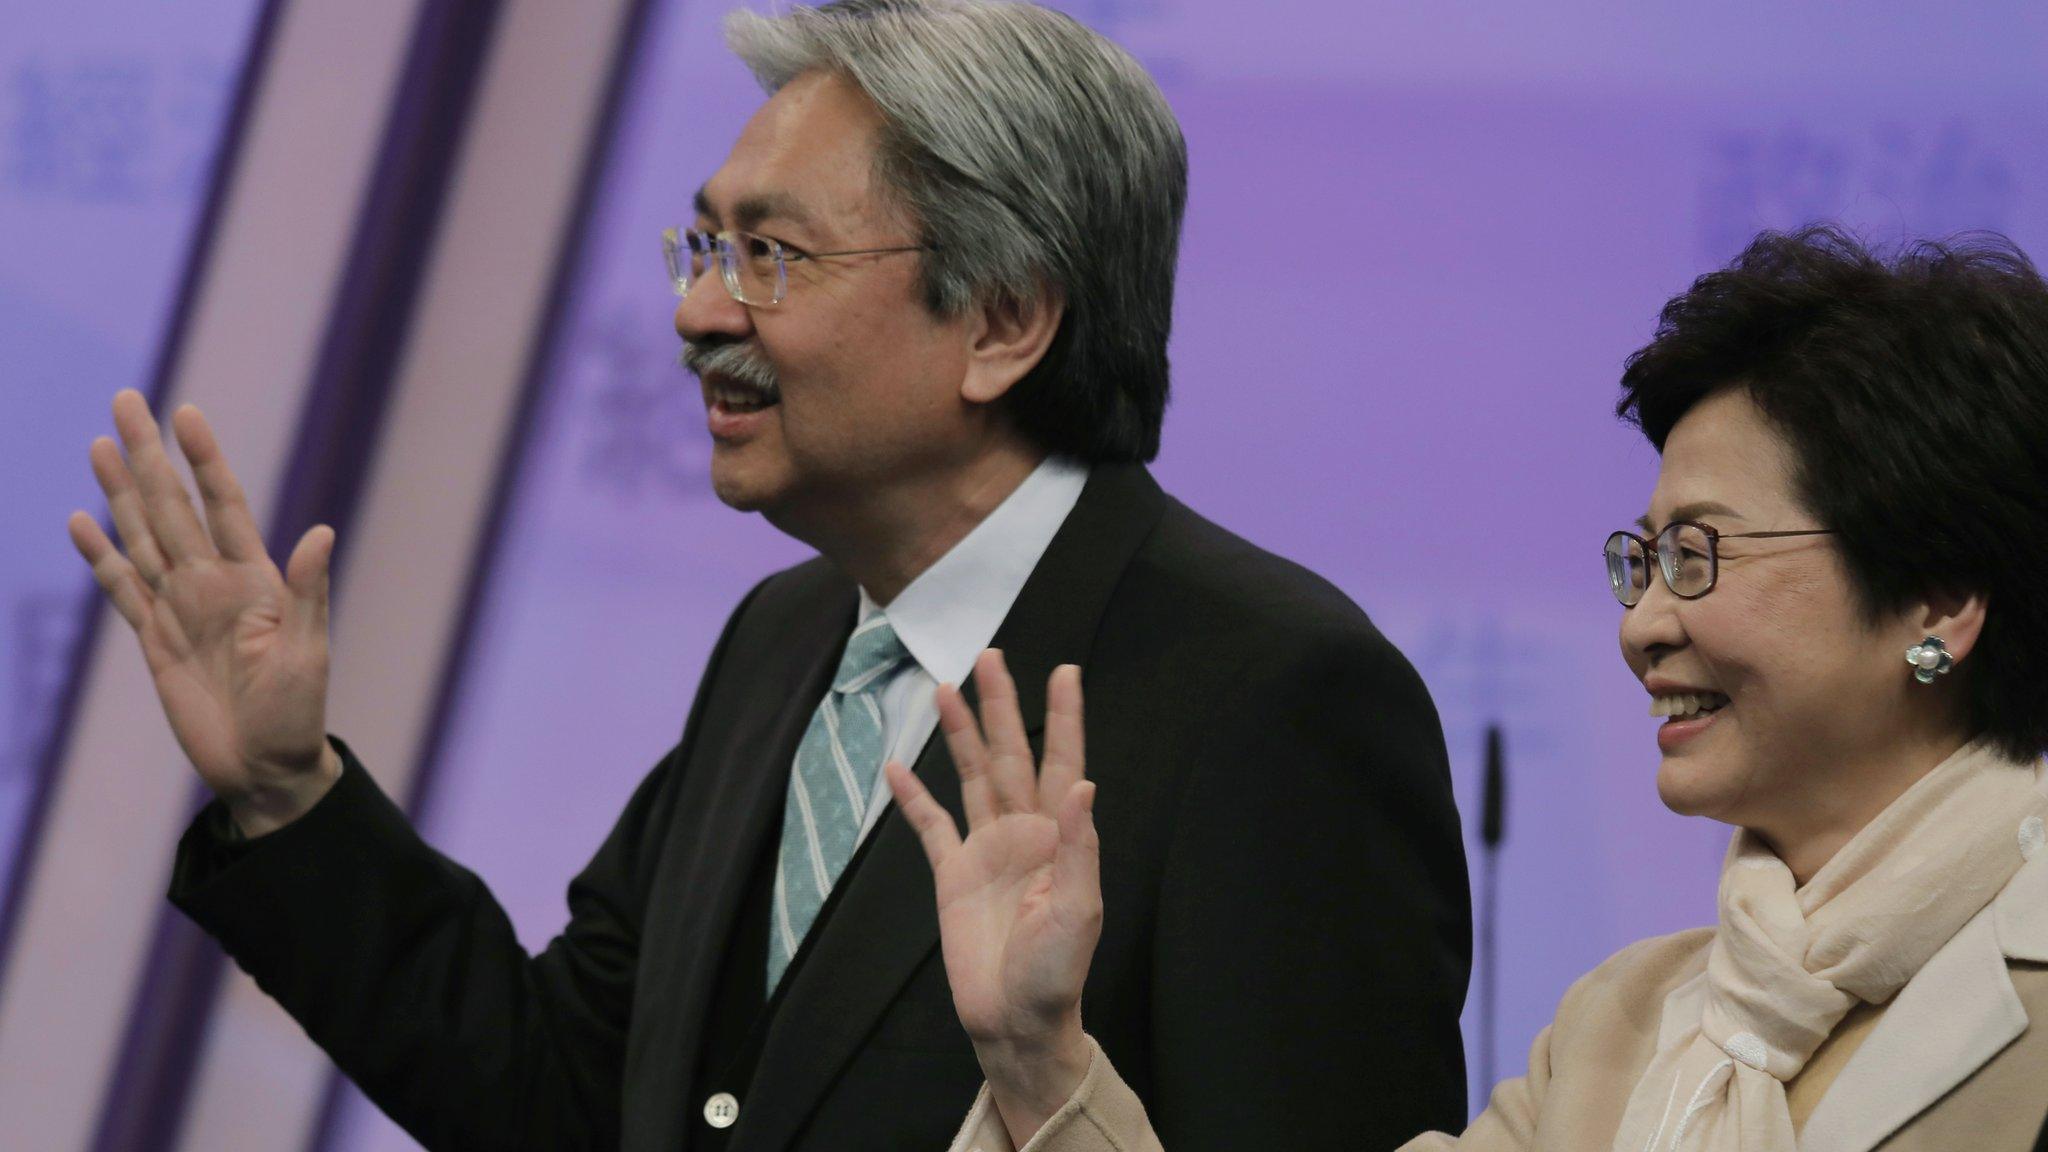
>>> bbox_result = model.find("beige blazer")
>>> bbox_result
[949,847,2048,1152]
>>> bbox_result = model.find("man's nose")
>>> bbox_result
[674,275,753,343]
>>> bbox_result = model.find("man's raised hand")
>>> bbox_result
[67,390,340,836]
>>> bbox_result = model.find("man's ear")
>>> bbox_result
[960,289,1065,406]
[1915,588,1989,665]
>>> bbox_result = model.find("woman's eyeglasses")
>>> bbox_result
[1604,522,1835,607]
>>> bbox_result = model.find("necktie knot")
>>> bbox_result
[833,615,909,694]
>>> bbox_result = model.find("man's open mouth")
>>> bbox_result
[705,374,780,414]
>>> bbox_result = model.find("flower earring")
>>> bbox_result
[1905,636,1954,684]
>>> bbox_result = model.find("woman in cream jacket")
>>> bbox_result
[886,227,2048,1152]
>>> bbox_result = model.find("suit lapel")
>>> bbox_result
[735,464,1169,1152]
[963,463,1169,727]
[630,577,856,1152]
[1799,863,2046,1152]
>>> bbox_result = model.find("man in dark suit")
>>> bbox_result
[69,2,1469,1150]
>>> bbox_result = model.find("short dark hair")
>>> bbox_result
[1617,225,2048,759]
[728,0,1187,464]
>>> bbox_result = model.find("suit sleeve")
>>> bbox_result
[167,581,765,1152]
[938,1023,1538,1152]
[1146,632,1472,1152]
[944,944,1545,1152]
[945,1036,1166,1152]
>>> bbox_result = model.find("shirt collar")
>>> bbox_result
[857,455,1091,689]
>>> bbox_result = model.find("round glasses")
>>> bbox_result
[1604,522,1836,606]
[662,227,931,306]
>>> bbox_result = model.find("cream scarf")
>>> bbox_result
[1610,737,2047,1152]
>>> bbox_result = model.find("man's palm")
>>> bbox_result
[138,557,328,793]
[69,391,337,832]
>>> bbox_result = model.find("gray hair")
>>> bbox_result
[725,0,1187,462]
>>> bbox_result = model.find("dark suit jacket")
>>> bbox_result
[170,463,1471,1152]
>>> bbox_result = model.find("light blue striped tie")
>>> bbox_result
[767,614,911,992]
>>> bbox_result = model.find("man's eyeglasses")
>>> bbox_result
[662,227,934,306]
[1604,521,1836,607]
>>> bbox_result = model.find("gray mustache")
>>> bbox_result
[681,341,780,398]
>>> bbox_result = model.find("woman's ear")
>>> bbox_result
[1916,588,1989,665]
[960,289,1065,406]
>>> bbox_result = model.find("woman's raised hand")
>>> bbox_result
[884,650,1101,1145]
[67,390,340,836]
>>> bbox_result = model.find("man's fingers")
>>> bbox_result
[90,435,168,587]
[284,525,334,639]
[937,682,999,828]
[173,405,267,562]
[111,389,215,565]
[1038,664,1086,810]
[69,512,152,630]
[886,760,962,870]
[970,649,1037,813]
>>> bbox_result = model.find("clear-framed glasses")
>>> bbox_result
[1604,521,1836,607]
[661,227,933,306]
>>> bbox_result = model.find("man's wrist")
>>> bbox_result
[223,741,344,839]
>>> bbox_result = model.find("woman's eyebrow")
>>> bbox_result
[1638,501,1741,532]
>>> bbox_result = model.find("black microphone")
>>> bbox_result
[1477,724,1507,1102]
[1482,725,1506,848]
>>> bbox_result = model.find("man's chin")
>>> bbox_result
[708,458,786,514]
[709,476,771,513]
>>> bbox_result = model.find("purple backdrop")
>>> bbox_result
[6,2,2047,1149]
[327,4,2048,1146]
[0,0,258,950]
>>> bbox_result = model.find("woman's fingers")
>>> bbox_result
[939,653,1093,825]
[68,511,152,631]
[111,389,215,566]
[971,650,1038,814]
[1053,780,1101,909]
[1038,664,1085,811]
[173,404,267,563]
[937,682,1000,828]
[886,760,962,870]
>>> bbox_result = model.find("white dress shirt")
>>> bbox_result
[820,455,1090,848]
